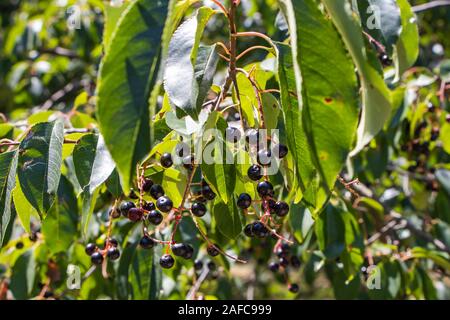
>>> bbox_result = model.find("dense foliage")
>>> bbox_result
[0,0,449,300]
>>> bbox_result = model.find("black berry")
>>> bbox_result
[160,153,173,168]
[143,201,156,212]
[150,184,165,200]
[207,244,220,257]
[288,283,299,293]
[140,236,155,249]
[244,224,254,237]
[237,193,252,209]
[269,262,280,272]
[160,254,175,269]
[279,256,289,267]
[247,164,263,181]
[274,201,290,217]
[257,181,274,197]
[262,199,276,214]
[141,178,153,192]
[207,261,217,271]
[202,185,216,201]
[446,114,450,123]
[273,144,288,159]
[107,247,120,261]
[172,243,189,257]
[182,244,194,259]
[191,202,207,217]
[194,260,203,271]
[128,207,144,222]
[252,221,269,238]
[119,201,135,216]
[15,242,24,249]
[106,238,118,248]
[85,243,97,256]
[156,196,173,213]
[379,53,392,66]
[147,210,163,225]
[91,252,104,265]
[109,207,121,219]
[427,102,436,113]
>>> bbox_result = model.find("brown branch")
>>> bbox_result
[412,0,450,12]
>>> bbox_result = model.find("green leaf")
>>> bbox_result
[357,0,402,55]
[9,249,36,299]
[17,119,64,217]
[213,197,244,240]
[276,42,315,198]
[128,245,162,300]
[321,0,392,156]
[164,7,216,120]
[97,0,170,192]
[73,133,115,195]
[105,169,123,198]
[278,0,359,215]
[12,178,37,234]
[41,176,78,254]
[289,204,314,243]
[393,0,419,81]
[103,1,132,53]
[0,150,18,246]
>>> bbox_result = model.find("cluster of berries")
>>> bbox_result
[269,243,301,293]
[84,238,120,265]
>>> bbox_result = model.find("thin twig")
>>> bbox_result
[412,0,450,12]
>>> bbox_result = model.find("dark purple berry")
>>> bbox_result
[257,181,274,197]
[237,193,252,209]
[273,144,288,159]
[156,196,173,213]
[160,153,173,168]
[128,207,144,222]
[194,260,203,271]
[191,202,207,217]
[269,262,280,272]
[119,201,135,216]
[143,201,156,212]
[107,247,120,261]
[150,184,164,200]
[202,185,216,201]
[140,236,155,249]
[141,178,153,192]
[274,201,290,217]
[244,224,254,237]
[288,283,299,293]
[147,210,163,225]
[247,164,263,181]
[172,243,188,257]
[160,254,175,269]
[85,243,97,256]
[207,261,217,271]
[91,252,104,265]
[207,244,220,257]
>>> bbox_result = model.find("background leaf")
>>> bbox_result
[0,150,18,246]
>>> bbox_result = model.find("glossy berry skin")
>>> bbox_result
[142,201,156,212]
[279,256,289,267]
[150,184,164,200]
[237,193,252,209]
[156,196,173,213]
[128,189,139,199]
[207,245,220,257]
[85,243,97,256]
[269,262,280,273]
[191,202,207,217]
[171,243,189,257]
[247,164,263,181]
[128,207,144,222]
[91,252,104,265]
[139,236,155,249]
[107,247,120,261]
[252,221,269,238]
[194,260,203,271]
[273,144,288,159]
[379,54,392,66]
[147,210,163,225]
[289,283,299,293]
[106,238,118,248]
[119,201,135,216]
[182,244,194,259]
[202,185,216,201]
[275,201,290,217]
[160,152,173,168]
[244,224,254,237]
[160,254,175,269]
[141,178,153,192]
[257,181,274,197]
[226,127,241,143]
[257,149,272,166]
